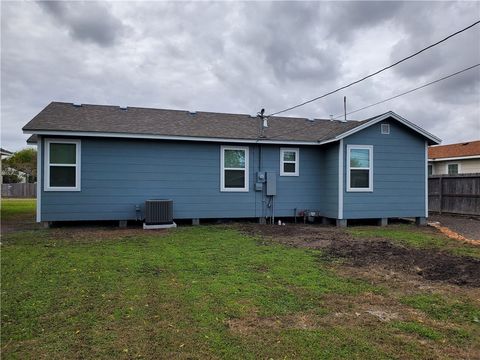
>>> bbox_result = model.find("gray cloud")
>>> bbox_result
[430,67,480,105]
[325,1,404,42]
[37,1,126,47]
[1,1,479,151]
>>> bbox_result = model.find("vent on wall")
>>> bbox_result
[381,123,390,134]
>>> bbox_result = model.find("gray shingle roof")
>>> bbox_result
[26,135,38,144]
[23,102,377,143]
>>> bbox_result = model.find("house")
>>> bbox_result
[0,148,13,157]
[1,148,31,184]
[0,148,13,184]
[428,140,480,175]
[23,102,441,227]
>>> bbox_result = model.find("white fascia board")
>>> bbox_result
[429,155,480,161]
[327,111,442,145]
[23,130,321,145]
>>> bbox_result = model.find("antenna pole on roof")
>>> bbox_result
[257,108,268,138]
[344,96,347,122]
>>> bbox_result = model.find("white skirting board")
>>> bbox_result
[143,222,177,230]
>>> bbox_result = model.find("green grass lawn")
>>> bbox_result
[2,200,479,359]
[1,198,36,222]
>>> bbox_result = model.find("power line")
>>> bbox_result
[267,19,480,117]
[266,63,480,140]
[331,63,480,119]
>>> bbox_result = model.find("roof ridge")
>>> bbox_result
[50,101,373,122]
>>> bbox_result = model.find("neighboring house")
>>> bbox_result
[23,102,441,226]
[0,148,13,157]
[1,147,13,184]
[1,148,29,184]
[428,140,480,175]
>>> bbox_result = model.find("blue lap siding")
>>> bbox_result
[38,117,428,222]
[342,120,427,219]
[319,142,339,219]
[40,138,324,221]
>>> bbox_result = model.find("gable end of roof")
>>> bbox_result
[330,111,441,145]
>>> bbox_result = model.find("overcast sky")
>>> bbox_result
[1,1,479,151]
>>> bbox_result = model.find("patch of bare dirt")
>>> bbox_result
[238,224,480,287]
[227,293,427,335]
[49,227,149,242]
[326,239,480,287]
[227,312,318,334]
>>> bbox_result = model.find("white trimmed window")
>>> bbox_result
[280,148,299,176]
[447,163,459,175]
[220,146,249,192]
[44,139,81,191]
[347,145,373,192]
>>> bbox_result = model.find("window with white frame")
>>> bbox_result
[220,146,249,191]
[347,145,373,192]
[428,164,433,176]
[280,148,299,176]
[45,139,81,191]
[447,163,459,175]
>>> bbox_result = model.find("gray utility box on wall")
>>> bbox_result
[266,172,277,196]
[145,199,174,225]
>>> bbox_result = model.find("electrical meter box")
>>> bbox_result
[266,172,277,196]
[256,172,266,183]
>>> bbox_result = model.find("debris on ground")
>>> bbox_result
[365,310,399,322]
[428,221,480,246]
[428,214,480,241]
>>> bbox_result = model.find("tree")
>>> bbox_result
[2,148,37,183]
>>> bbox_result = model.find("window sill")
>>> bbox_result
[44,187,81,192]
[346,188,373,192]
[220,188,249,192]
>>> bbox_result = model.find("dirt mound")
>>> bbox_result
[326,239,480,287]
[239,224,480,287]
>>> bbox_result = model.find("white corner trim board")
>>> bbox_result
[338,139,344,219]
[425,141,428,218]
[36,137,42,222]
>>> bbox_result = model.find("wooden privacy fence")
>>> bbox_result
[1,183,37,198]
[428,174,480,215]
